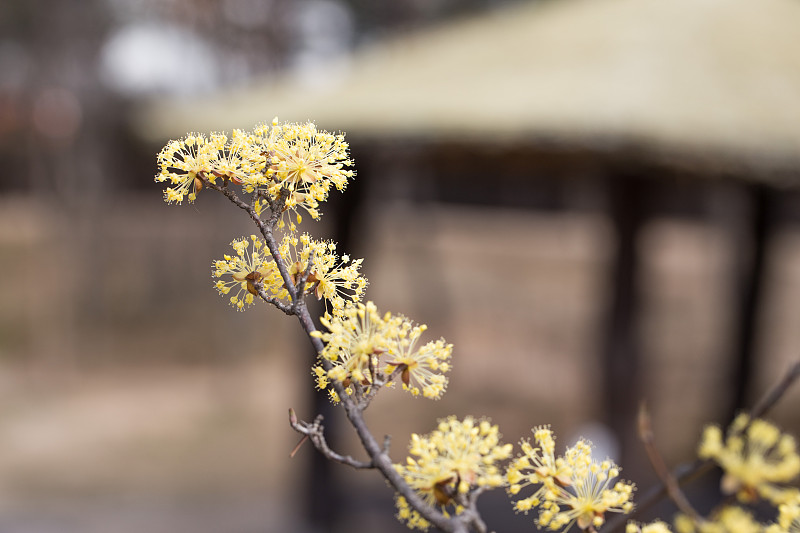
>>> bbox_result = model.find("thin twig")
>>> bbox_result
[638,403,703,522]
[288,410,373,469]
[749,360,800,420]
[461,486,489,533]
[609,359,800,532]
[382,434,392,455]
[289,435,309,458]
[283,272,466,530]
[292,249,316,310]
[254,283,294,315]
[361,365,403,408]
[206,178,471,532]
[205,177,300,302]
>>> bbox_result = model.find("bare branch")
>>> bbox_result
[610,359,800,532]
[203,177,300,303]
[201,173,473,532]
[247,187,260,212]
[288,410,374,469]
[749,360,800,420]
[361,365,403,407]
[289,435,309,458]
[382,434,392,455]
[253,283,294,315]
[293,249,316,308]
[638,403,703,523]
[458,487,489,533]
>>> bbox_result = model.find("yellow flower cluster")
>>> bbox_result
[277,233,367,313]
[212,235,278,311]
[212,234,366,312]
[628,521,672,533]
[698,414,800,505]
[768,500,800,533]
[155,119,353,228]
[255,120,353,229]
[310,301,452,401]
[393,416,513,531]
[507,426,635,532]
[156,132,228,204]
[675,506,765,533]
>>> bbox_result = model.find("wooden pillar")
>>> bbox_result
[602,174,647,471]
[727,182,774,420]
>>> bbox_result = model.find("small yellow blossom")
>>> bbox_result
[395,495,431,531]
[675,506,765,533]
[384,323,453,400]
[507,426,635,532]
[312,301,402,393]
[212,235,277,311]
[216,128,268,189]
[253,120,353,230]
[277,233,367,312]
[393,416,513,530]
[627,521,672,533]
[311,302,451,400]
[698,414,800,505]
[769,499,800,533]
[155,120,353,223]
[213,233,366,312]
[155,132,226,204]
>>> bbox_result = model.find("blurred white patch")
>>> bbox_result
[568,421,620,463]
[290,0,354,88]
[99,22,220,96]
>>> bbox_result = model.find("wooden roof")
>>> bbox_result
[138,0,800,178]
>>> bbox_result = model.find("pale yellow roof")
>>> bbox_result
[138,0,800,174]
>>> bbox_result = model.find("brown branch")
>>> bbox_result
[749,360,800,420]
[382,434,392,456]
[360,364,404,409]
[292,249,316,310]
[202,175,474,532]
[638,403,703,522]
[288,410,374,469]
[253,283,294,315]
[289,435,309,458]
[203,177,300,302]
[609,359,800,532]
[459,486,489,533]
[290,301,472,532]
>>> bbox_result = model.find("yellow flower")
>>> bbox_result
[395,495,432,532]
[770,499,800,533]
[277,233,367,312]
[393,416,513,530]
[675,506,765,533]
[213,232,366,313]
[312,301,401,391]
[384,323,452,400]
[507,427,635,531]
[254,119,353,230]
[507,426,572,506]
[215,128,268,189]
[698,414,800,505]
[154,120,352,223]
[155,132,226,204]
[628,521,672,533]
[212,235,277,311]
[311,301,451,401]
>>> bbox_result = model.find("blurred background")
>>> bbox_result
[2,0,800,531]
